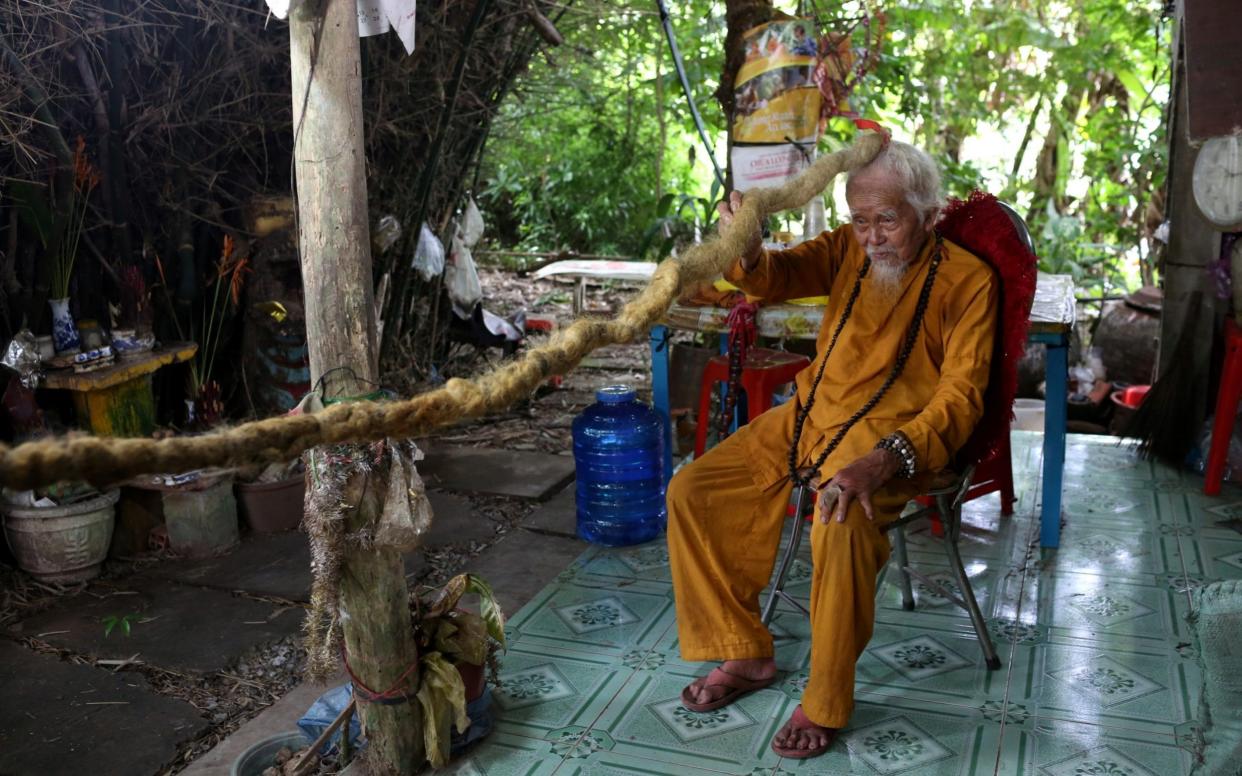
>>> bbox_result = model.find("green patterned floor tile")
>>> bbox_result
[1036,519,1185,576]
[993,716,1192,776]
[768,695,1003,775]
[586,666,786,774]
[554,748,763,775]
[1061,438,1176,484]
[876,556,1018,628]
[436,731,565,775]
[574,541,675,585]
[1013,568,1191,646]
[505,580,676,658]
[491,643,641,738]
[1175,532,1242,580]
[855,618,1008,705]
[1011,637,1200,732]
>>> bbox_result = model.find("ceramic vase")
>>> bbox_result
[48,297,80,354]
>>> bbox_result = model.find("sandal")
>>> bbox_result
[770,705,837,760]
[679,666,775,712]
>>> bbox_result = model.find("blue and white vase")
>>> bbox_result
[48,297,81,354]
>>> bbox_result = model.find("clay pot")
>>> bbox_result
[236,475,305,533]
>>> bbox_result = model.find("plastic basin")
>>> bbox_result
[231,731,308,776]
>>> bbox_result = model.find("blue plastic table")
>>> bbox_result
[650,273,1077,548]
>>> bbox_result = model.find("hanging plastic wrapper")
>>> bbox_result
[2,330,42,389]
[446,199,485,315]
[377,439,433,551]
[413,223,445,281]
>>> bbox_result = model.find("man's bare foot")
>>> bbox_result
[771,705,836,759]
[682,657,777,707]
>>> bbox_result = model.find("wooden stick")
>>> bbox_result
[289,699,357,776]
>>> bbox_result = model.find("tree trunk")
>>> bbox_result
[289,0,423,772]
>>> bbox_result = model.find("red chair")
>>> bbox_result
[694,347,810,457]
[919,429,1015,536]
[1204,318,1242,496]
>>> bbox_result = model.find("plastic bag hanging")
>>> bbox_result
[413,223,445,281]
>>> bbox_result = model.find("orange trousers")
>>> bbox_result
[666,402,910,729]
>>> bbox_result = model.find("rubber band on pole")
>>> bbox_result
[342,647,421,706]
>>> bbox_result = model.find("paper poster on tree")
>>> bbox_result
[732,19,823,144]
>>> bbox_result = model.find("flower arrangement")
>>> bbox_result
[156,234,250,427]
[52,137,100,300]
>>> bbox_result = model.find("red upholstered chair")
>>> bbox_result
[760,194,1039,672]
[694,348,811,458]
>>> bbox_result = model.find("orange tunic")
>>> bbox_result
[666,224,997,730]
[722,223,998,492]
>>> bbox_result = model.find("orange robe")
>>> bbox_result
[666,224,997,728]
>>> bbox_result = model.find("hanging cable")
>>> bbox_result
[654,0,726,189]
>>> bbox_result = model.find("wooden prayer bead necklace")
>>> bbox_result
[787,233,944,489]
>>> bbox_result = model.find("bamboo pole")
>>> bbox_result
[289,0,422,772]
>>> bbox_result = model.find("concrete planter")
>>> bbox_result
[1,490,119,583]
[163,475,239,558]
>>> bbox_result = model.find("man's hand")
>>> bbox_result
[716,191,764,272]
[817,449,902,523]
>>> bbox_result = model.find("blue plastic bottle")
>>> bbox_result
[572,385,666,546]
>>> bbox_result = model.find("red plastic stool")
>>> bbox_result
[694,348,810,457]
[918,430,1016,536]
[1205,318,1242,495]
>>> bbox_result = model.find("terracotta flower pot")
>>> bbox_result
[236,475,305,533]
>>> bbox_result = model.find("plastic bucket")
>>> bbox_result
[1012,398,1046,432]
[2,490,119,583]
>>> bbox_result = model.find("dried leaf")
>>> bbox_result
[425,574,467,619]
[448,611,488,666]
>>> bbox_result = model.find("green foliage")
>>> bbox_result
[479,0,1169,292]
[101,612,139,638]
[478,3,725,257]
[859,0,1170,290]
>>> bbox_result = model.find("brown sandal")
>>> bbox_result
[770,705,837,759]
[679,667,775,712]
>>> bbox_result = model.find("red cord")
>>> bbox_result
[342,646,421,704]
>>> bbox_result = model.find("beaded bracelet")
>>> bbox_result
[875,431,917,479]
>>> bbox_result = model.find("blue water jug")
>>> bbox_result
[572,385,666,546]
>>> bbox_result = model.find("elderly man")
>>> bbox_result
[666,140,997,759]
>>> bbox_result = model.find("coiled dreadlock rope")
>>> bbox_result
[0,132,886,491]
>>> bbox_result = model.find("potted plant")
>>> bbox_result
[235,459,306,533]
[411,573,506,768]
[48,137,100,354]
[1,482,119,583]
[155,234,250,428]
[233,574,506,775]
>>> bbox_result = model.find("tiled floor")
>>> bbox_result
[444,432,1242,775]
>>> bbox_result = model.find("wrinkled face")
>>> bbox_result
[845,169,936,269]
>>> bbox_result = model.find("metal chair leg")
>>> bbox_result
[891,523,915,611]
[761,484,811,626]
[938,493,1002,670]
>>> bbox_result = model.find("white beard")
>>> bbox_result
[866,252,910,304]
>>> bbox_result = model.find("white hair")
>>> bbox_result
[846,140,946,220]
